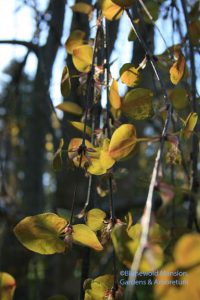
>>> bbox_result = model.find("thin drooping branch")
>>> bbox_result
[124,8,173,299]
[104,18,117,296]
[180,0,199,231]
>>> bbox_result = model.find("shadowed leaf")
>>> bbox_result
[122,88,153,120]
[53,138,64,171]
[71,3,93,15]
[65,30,86,54]
[120,63,140,87]
[170,49,186,85]
[69,121,92,136]
[56,102,83,116]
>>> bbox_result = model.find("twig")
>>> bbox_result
[0,40,38,55]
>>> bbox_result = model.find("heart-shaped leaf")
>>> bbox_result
[14,213,67,254]
[122,88,153,120]
[86,209,106,231]
[72,224,103,251]
[100,0,123,21]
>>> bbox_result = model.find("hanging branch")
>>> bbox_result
[124,8,173,299]
[180,0,199,231]
[104,18,118,296]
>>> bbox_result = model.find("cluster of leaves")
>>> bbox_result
[11,0,200,299]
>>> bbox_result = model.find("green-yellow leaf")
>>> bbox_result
[53,138,64,171]
[72,45,93,73]
[14,213,67,255]
[56,102,83,116]
[173,234,200,268]
[60,66,71,98]
[86,209,106,231]
[168,88,188,110]
[170,49,186,85]
[72,224,103,251]
[100,0,123,21]
[122,88,153,120]
[108,124,137,161]
[69,121,92,136]
[84,275,114,299]
[65,30,86,55]
[109,79,121,109]
[71,3,93,15]
[120,63,140,87]
[0,272,16,300]
[183,112,198,139]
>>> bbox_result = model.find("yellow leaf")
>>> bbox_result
[183,112,198,139]
[65,30,86,54]
[60,66,71,98]
[71,3,93,15]
[122,88,153,120]
[120,63,140,87]
[69,121,92,136]
[100,0,123,21]
[14,213,67,254]
[56,102,83,116]
[109,79,121,109]
[72,224,103,251]
[72,45,93,73]
[53,138,64,171]
[170,49,186,85]
[86,209,106,231]
[111,0,134,8]
[84,275,114,299]
[173,234,200,268]
[0,272,16,300]
[168,88,188,110]
[108,124,137,160]
[87,139,115,175]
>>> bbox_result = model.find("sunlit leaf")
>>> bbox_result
[14,213,67,254]
[122,88,153,120]
[170,49,186,85]
[168,88,188,110]
[100,0,123,21]
[72,224,103,251]
[183,112,198,139]
[120,63,140,87]
[173,234,200,268]
[86,209,106,231]
[65,30,86,55]
[109,124,137,161]
[84,275,114,300]
[72,45,93,73]
[0,272,16,300]
[109,79,121,109]
[111,0,134,8]
[87,139,115,175]
[71,3,93,15]
[60,66,71,98]
[56,102,83,116]
[53,138,64,171]
[69,121,92,136]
